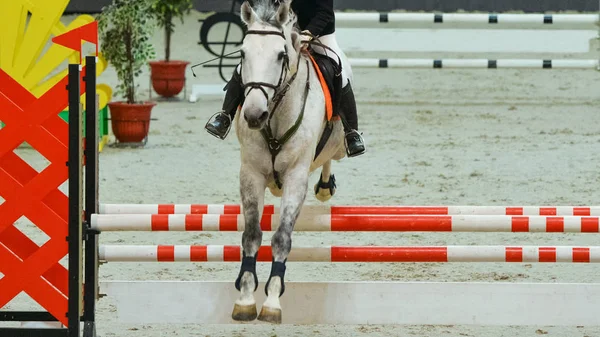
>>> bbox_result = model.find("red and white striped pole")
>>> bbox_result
[98,245,600,263]
[90,214,600,233]
[98,204,600,216]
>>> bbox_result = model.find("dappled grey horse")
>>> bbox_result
[229,0,351,324]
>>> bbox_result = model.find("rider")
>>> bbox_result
[204,0,366,157]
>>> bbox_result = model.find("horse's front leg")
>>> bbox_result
[257,164,309,324]
[231,167,266,322]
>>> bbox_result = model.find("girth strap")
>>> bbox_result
[314,121,333,160]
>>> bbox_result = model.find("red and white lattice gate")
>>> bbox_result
[0,24,99,337]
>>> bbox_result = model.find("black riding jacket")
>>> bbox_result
[291,0,335,37]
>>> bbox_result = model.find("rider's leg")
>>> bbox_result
[310,33,365,157]
[205,64,245,140]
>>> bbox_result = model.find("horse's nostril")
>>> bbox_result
[243,110,268,129]
[259,111,269,121]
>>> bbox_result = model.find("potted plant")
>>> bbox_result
[99,0,157,144]
[149,0,193,98]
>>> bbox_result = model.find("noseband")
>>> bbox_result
[239,29,294,102]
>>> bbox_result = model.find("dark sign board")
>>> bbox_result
[65,0,598,14]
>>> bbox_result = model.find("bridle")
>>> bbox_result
[239,29,299,106]
[238,26,310,190]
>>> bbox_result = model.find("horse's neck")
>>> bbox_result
[269,55,310,137]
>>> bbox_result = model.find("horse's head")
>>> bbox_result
[238,0,302,130]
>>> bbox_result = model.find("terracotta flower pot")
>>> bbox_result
[108,101,156,144]
[149,60,189,97]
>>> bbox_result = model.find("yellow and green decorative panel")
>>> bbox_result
[0,0,112,152]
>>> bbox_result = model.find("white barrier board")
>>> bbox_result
[100,281,600,326]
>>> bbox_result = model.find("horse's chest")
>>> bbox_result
[271,150,296,172]
[239,119,315,180]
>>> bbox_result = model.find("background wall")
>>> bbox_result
[65,0,599,14]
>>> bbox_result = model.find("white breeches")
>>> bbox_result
[310,33,352,87]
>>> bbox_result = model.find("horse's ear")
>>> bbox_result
[275,0,290,26]
[240,1,257,25]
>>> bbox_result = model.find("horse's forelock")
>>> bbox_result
[248,0,292,28]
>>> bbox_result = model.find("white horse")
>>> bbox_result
[231,0,348,324]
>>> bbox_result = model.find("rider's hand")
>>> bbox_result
[299,30,313,50]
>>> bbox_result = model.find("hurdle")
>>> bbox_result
[90,214,600,232]
[334,12,600,28]
[93,204,600,326]
[99,245,600,263]
[340,15,600,70]
[99,203,600,215]
[350,59,600,69]
[92,196,600,326]
[193,10,600,100]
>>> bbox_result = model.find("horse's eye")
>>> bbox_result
[278,52,286,61]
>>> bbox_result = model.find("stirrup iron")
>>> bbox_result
[344,129,366,158]
[205,111,232,140]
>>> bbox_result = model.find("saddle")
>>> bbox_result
[307,50,342,122]
[306,49,344,160]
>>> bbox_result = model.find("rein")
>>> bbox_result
[240,28,311,189]
[261,59,310,189]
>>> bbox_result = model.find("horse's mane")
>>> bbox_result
[247,0,298,30]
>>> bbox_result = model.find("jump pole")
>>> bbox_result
[350,59,600,69]
[98,245,600,263]
[90,214,600,233]
[334,12,600,26]
[99,204,600,216]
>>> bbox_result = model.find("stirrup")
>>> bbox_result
[344,129,366,158]
[204,111,232,140]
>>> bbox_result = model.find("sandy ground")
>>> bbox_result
[3,9,600,337]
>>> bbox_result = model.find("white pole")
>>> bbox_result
[334,12,599,26]
[91,214,600,233]
[98,245,600,263]
[98,204,600,216]
[349,59,600,69]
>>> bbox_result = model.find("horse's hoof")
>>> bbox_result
[314,174,336,202]
[257,305,282,324]
[231,303,258,322]
[314,184,335,202]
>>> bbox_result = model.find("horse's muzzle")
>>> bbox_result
[244,110,269,130]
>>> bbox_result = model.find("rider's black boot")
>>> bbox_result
[205,69,244,140]
[339,82,366,157]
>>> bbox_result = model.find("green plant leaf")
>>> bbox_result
[148,0,193,60]
[98,0,157,103]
